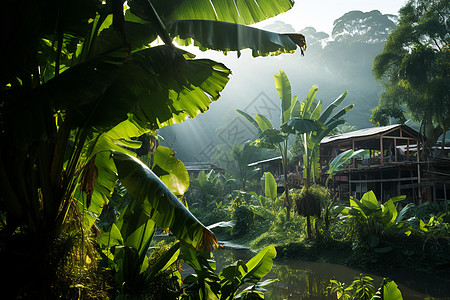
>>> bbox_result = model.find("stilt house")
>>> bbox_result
[320,124,450,204]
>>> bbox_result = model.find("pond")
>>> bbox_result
[207,247,450,300]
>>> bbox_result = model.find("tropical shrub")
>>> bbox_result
[187,170,232,208]
[293,185,329,238]
[233,206,255,237]
[333,191,413,248]
[182,245,277,300]
[327,275,403,300]
[281,81,354,188]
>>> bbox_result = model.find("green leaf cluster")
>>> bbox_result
[327,275,403,300]
[371,0,450,152]
[182,245,277,299]
[334,191,413,247]
[276,70,353,188]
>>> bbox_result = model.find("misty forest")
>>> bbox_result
[1,0,449,299]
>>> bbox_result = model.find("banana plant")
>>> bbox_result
[281,75,354,189]
[237,71,318,220]
[1,0,307,296]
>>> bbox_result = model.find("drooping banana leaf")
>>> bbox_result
[74,46,231,130]
[130,0,294,25]
[40,45,229,132]
[167,20,306,57]
[254,114,274,131]
[236,109,261,134]
[39,46,129,110]
[76,118,148,223]
[111,151,218,251]
[258,128,286,145]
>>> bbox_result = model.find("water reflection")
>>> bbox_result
[212,249,450,300]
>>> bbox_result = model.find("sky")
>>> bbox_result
[254,0,408,34]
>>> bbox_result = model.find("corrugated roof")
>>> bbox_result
[247,156,282,167]
[184,162,224,172]
[321,124,417,145]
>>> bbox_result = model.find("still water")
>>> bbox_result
[210,248,450,300]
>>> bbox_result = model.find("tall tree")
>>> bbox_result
[372,0,450,155]
[332,10,397,44]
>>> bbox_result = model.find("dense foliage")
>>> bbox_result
[0,0,306,298]
[371,0,450,154]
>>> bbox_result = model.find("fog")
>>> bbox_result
[159,11,397,166]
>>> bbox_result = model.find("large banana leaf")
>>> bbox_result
[40,46,129,109]
[130,0,294,25]
[264,172,277,200]
[254,114,274,131]
[167,20,306,57]
[75,46,231,130]
[75,118,148,225]
[318,91,349,124]
[152,146,189,196]
[313,119,346,143]
[328,149,369,175]
[301,85,319,118]
[236,109,262,134]
[274,69,297,124]
[38,45,230,132]
[281,118,322,134]
[94,21,158,53]
[111,151,218,251]
[242,245,276,282]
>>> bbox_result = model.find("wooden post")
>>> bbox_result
[349,174,352,199]
[444,181,448,202]
[394,138,397,162]
[407,139,410,161]
[380,137,384,166]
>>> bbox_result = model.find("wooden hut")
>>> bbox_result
[320,124,424,203]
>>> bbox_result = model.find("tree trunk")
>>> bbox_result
[284,175,291,221]
[306,215,311,238]
[305,161,311,190]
